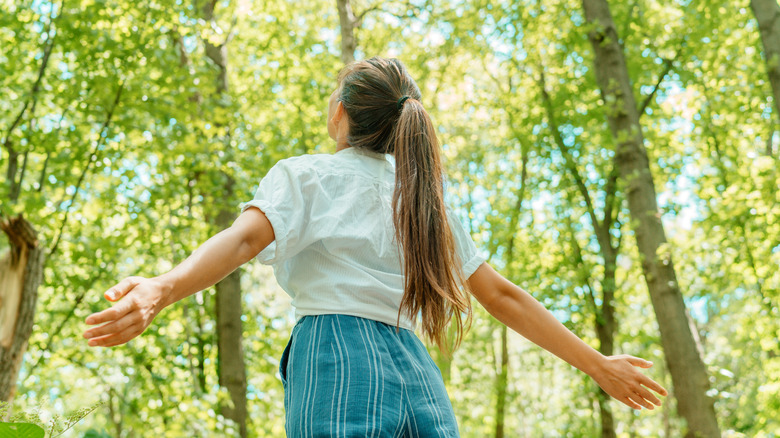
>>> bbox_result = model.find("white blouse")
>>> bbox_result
[239,146,486,330]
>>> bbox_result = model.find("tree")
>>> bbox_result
[580,0,720,436]
[751,0,780,134]
[0,0,62,403]
[198,0,248,435]
[0,216,43,402]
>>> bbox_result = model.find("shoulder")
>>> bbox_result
[272,151,375,181]
[273,152,341,173]
[273,153,321,170]
[264,153,330,183]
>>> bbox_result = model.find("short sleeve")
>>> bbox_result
[445,205,487,279]
[239,159,310,265]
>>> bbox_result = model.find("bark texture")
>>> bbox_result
[0,215,44,402]
[751,0,780,126]
[580,0,721,436]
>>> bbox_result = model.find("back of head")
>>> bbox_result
[337,57,472,353]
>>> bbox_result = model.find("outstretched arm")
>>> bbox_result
[467,262,668,410]
[83,206,274,347]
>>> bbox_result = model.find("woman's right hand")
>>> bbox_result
[83,276,167,347]
[590,354,668,410]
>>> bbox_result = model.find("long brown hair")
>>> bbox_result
[337,57,472,352]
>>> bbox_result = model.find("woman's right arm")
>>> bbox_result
[467,262,667,410]
[82,206,274,347]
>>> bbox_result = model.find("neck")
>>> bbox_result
[336,141,350,152]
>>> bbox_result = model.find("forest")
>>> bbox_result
[1,0,779,436]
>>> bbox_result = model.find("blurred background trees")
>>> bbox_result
[1,0,778,436]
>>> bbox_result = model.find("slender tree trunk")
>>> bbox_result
[595,270,617,438]
[200,1,247,435]
[538,68,620,438]
[336,0,357,64]
[214,205,247,438]
[492,142,528,438]
[564,212,618,438]
[580,0,721,436]
[0,215,44,403]
[494,325,508,438]
[107,387,124,438]
[751,0,780,126]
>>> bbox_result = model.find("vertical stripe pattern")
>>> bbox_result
[280,314,460,437]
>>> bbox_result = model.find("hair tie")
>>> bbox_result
[397,95,411,110]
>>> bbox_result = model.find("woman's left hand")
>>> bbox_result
[83,276,165,347]
[590,354,669,410]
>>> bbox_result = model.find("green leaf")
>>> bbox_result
[0,422,45,438]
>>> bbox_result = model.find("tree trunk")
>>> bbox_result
[494,325,508,438]
[594,282,617,438]
[751,0,780,126]
[336,0,357,64]
[564,212,618,438]
[491,142,528,438]
[580,0,721,436]
[0,215,44,403]
[538,68,620,438]
[200,1,247,435]
[214,202,247,438]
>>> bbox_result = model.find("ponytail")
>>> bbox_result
[337,57,472,352]
[392,98,471,353]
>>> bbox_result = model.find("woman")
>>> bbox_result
[83,57,667,437]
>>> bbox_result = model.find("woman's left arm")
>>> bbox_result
[466,262,668,410]
[83,207,274,347]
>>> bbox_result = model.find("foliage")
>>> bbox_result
[0,399,101,437]
[1,0,778,436]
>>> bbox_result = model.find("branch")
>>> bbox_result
[536,67,602,233]
[618,0,637,43]
[601,162,620,236]
[355,1,424,27]
[354,4,382,27]
[564,212,601,319]
[1,0,63,148]
[23,269,104,385]
[36,152,50,192]
[224,16,238,45]
[504,140,529,280]
[637,57,674,118]
[67,356,131,407]
[49,81,124,256]
[614,213,623,252]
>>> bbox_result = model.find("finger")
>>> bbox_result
[83,312,137,340]
[634,384,661,407]
[629,391,654,410]
[639,374,669,397]
[621,395,642,410]
[87,323,140,347]
[641,376,669,397]
[104,277,141,301]
[85,300,134,325]
[625,356,653,368]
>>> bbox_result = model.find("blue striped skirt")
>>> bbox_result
[279,314,460,437]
